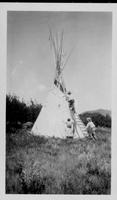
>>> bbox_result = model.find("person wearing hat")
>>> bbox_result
[86,117,96,140]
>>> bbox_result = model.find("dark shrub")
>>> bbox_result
[6,94,42,132]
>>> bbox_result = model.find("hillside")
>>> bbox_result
[81,109,111,117]
[6,127,111,194]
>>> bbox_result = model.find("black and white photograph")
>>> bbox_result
[1,5,113,196]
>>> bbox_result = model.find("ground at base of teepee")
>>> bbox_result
[6,127,111,194]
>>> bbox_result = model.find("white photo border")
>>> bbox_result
[0,3,116,200]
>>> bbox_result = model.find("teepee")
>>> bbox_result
[31,31,88,139]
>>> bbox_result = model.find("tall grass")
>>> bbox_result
[6,127,111,194]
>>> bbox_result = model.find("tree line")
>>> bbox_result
[80,112,111,128]
[6,94,111,130]
[6,94,42,129]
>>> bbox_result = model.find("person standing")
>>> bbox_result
[86,117,97,140]
[65,118,74,138]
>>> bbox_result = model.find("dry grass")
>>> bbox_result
[6,127,111,194]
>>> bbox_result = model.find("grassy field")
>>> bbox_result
[6,127,111,194]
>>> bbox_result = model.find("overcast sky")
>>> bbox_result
[7,11,112,113]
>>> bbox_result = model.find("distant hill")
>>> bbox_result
[81,109,111,117]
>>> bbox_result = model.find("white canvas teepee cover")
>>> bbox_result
[32,87,69,138]
[32,86,85,138]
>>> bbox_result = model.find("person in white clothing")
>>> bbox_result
[65,118,74,138]
[86,117,96,140]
